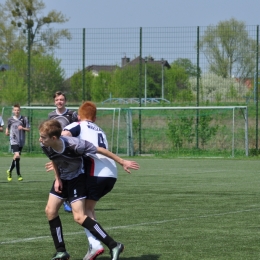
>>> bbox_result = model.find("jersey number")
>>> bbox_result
[98,133,106,149]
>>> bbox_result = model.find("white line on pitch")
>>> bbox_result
[1,207,259,245]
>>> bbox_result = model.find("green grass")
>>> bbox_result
[1,157,260,259]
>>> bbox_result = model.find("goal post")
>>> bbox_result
[126,106,248,157]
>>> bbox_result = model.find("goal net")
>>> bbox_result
[0,106,248,157]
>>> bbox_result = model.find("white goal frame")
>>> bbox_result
[128,106,248,157]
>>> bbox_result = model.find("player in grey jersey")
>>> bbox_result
[39,119,139,260]
[5,104,30,181]
[48,91,78,212]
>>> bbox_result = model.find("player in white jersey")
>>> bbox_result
[5,104,30,181]
[62,101,123,260]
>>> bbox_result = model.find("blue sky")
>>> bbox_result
[42,0,260,28]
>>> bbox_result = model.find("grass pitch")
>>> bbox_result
[0,157,260,260]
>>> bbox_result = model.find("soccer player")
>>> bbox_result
[5,104,30,181]
[39,119,139,260]
[62,101,121,260]
[0,114,4,132]
[48,91,78,212]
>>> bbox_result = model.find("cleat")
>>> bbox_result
[63,202,72,213]
[18,175,23,181]
[52,251,70,260]
[83,244,104,260]
[110,243,124,260]
[7,170,12,182]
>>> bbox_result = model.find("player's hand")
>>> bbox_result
[45,161,54,172]
[122,160,140,173]
[61,130,72,136]
[54,178,63,193]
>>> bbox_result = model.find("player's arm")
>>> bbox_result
[5,126,9,136]
[96,147,139,173]
[18,125,30,132]
[50,161,63,193]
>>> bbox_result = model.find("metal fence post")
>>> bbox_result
[196,26,200,149]
[256,25,259,153]
[138,27,142,155]
[82,28,86,101]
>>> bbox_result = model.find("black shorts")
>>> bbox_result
[11,145,23,154]
[86,176,117,201]
[50,173,87,204]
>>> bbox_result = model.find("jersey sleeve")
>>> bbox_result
[64,122,81,137]
[24,116,30,128]
[76,138,97,156]
[72,111,78,122]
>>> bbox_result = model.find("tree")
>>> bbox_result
[200,18,256,79]
[92,71,113,102]
[1,0,71,52]
[1,49,66,104]
[0,8,26,63]
[165,64,193,102]
[68,70,94,102]
[172,58,201,77]
[0,70,27,105]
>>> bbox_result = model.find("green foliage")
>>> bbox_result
[1,0,70,52]
[172,58,201,77]
[167,113,218,150]
[198,114,218,148]
[200,18,256,79]
[112,65,140,98]
[165,64,190,101]
[0,70,27,105]
[92,71,113,102]
[1,49,65,104]
[69,69,94,102]
[167,115,195,149]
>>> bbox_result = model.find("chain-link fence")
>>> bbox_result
[1,25,260,155]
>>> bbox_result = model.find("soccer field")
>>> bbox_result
[0,157,260,260]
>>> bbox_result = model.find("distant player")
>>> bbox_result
[48,91,78,213]
[62,101,120,260]
[5,104,30,181]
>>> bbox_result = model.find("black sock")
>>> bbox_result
[9,160,15,172]
[82,217,117,249]
[15,158,20,175]
[49,216,66,252]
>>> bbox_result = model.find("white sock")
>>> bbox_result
[85,228,102,248]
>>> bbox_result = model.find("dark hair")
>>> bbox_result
[13,103,20,108]
[53,91,66,101]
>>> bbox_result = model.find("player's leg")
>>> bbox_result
[46,181,70,259]
[15,147,23,181]
[83,177,116,260]
[68,174,124,259]
[83,199,104,260]
[83,177,120,260]
[6,145,18,181]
